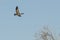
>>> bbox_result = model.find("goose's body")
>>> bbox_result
[14,6,24,17]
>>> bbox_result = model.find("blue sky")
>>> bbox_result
[0,0,60,40]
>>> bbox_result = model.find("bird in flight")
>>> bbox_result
[14,6,24,17]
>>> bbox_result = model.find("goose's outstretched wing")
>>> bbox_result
[21,13,24,15]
